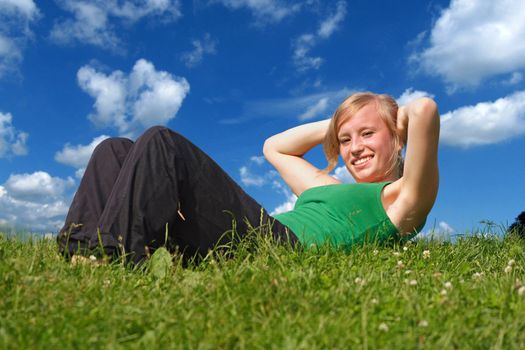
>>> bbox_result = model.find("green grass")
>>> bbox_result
[1,232,525,349]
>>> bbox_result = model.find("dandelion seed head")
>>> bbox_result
[505,265,513,274]
[89,255,97,261]
[371,298,378,305]
[508,259,516,267]
[408,279,417,286]
[444,281,452,289]
[393,251,401,257]
[440,289,447,296]
[518,286,525,296]
[378,323,389,332]
[418,320,429,327]
[403,246,408,251]
[397,260,405,268]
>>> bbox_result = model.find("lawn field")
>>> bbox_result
[1,232,525,349]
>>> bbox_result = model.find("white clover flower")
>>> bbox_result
[393,251,401,257]
[373,249,379,255]
[505,265,513,274]
[508,259,516,267]
[354,277,365,285]
[371,298,379,305]
[423,250,430,259]
[404,270,412,275]
[440,289,448,296]
[444,281,453,289]
[397,260,405,269]
[378,323,389,332]
[518,286,525,296]
[418,320,429,327]
[408,279,417,286]
[89,255,97,261]
[403,246,408,251]
[472,272,484,279]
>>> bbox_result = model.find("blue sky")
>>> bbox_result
[0,0,524,237]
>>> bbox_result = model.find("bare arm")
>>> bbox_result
[263,119,340,196]
[390,97,440,233]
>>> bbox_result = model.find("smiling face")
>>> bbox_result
[337,102,399,183]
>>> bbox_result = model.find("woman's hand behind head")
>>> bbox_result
[396,106,409,147]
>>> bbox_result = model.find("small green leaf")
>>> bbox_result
[149,247,172,280]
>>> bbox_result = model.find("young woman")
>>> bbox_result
[268,92,439,247]
[58,92,439,264]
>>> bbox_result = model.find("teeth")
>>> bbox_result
[355,156,372,165]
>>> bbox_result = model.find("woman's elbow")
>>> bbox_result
[263,137,276,161]
[415,97,438,118]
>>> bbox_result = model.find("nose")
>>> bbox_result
[350,137,364,154]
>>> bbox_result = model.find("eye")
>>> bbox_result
[339,137,351,145]
[362,131,374,137]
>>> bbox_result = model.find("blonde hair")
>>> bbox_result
[323,92,403,179]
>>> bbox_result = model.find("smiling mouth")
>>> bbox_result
[353,155,373,166]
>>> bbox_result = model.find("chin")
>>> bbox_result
[353,173,384,184]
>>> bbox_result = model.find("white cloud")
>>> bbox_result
[213,0,301,24]
[50,0,181,50]
[0,111,28,157]
[271,191,297,215]
[332,165,354,183]
[416,221,455,240]
[396,88,435,106]
[0,171,74,231]
[240,166,267,187]
[317,0,347,39]
[292,0,347,72]
[250,155,265,165]
[222,87,354,124]
[503,72,523,85]
[0,0,39,19]
[0,0,39,78]
[292,34,323,72]
[267,180,296,215]
[0,34,21,77]
[181,33,217,68]
[4,171,74,202]
[50,2,118,49]
[77,65,127,131]
[441,90,525,147]
[438,221,455,234]
[77,59,190,137]
[239,155,276,187]
[55,135,109,177]
[298,97,329,120]
[414,0,525,87]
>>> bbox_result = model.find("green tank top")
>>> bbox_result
[274,182,416,250]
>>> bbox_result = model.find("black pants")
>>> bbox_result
[57,126,297,264]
